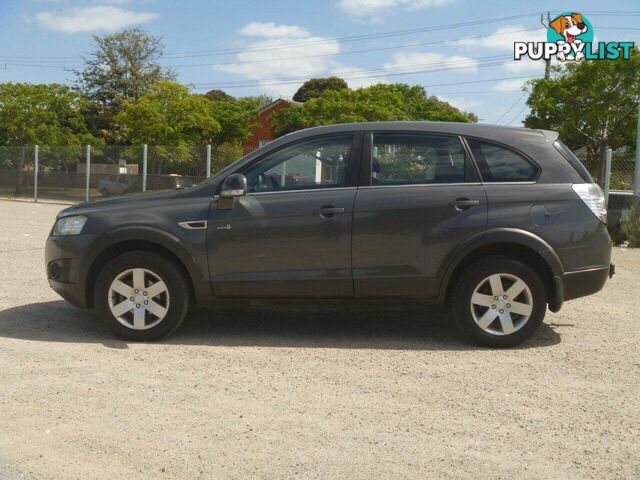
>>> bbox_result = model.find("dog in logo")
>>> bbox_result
[549,13,588,61]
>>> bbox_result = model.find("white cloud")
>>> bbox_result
[239,22,310,39]
[450,25,545,51]
[438,96,483,111]
[491,78,529,92]
[215,23,341,97]
[384,51,479,74]
[35,6,158,33]
[339,0,453,19]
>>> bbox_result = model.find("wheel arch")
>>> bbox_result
[440,228,564,310]
[83,227,202,308]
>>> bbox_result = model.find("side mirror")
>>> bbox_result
[220,174,247,198]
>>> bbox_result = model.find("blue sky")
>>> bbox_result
[0,0,638,125]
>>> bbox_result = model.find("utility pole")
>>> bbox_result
[541,12,551,79]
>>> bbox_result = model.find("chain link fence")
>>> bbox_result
[0,144,242,203]
[574,148,637,191]
[0,142,638,204]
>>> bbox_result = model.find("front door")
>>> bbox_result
[207,133,361,298]
[352,132,488,298]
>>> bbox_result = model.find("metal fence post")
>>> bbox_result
[85,145,91,202]
[142,144,148,192]
[635,99,640,198]
[206,144,212,178]
[33,145,39,202]
[604,148,612,207]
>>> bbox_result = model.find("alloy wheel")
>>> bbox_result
[108,268,170,330]
[470,273,533,336]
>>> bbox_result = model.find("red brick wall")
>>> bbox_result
[243,101,293,154]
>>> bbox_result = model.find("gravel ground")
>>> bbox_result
[0,199,638,480]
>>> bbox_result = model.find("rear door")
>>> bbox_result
[352,132,487,298]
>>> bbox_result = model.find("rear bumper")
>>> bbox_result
[563,265,610,301]
[549,265,611,312]
[559,264,610,304]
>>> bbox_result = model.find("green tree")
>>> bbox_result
[524,49,640,182]
[75,27,175,142]
[203,89,235,102]
[293,76,348,103]
[272,83,477,137]
[0,83,95,193]
[115,81,221,173]
[206,97,260,145]
[241,94,274,109]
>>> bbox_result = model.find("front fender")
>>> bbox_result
[80,225,211,306]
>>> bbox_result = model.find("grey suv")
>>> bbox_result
[45,122,613,347]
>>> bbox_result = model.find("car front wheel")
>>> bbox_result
[452,257,547,348]
[94,251,190,341]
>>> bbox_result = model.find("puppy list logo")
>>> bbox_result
[514,12,635,62]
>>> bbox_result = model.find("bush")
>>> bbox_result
[622,203,640,247]
[608,224,627,245]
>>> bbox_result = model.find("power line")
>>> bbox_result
[194,60,515,89]
[198,55,511,87]
[166,27,542,68]
[0,11,636,63]
[162,13,540,58]
[507,104,530,126]
[194,74,543,91]
[494,90,528,123]
[0,12,540,63]
[0,26,534,70]
[0,23,634,69]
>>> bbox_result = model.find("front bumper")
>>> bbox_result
[45,234,98,309]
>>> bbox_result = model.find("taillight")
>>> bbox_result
[572,183,607,224]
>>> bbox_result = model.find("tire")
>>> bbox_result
[452,257,547,348]
[94,251,190,341]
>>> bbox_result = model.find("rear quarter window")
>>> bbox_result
[553,140,593,182]
[467,139,538,182]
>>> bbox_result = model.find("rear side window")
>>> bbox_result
[372,133,467,185]
[467,139,538,182]
[553,140,593,182]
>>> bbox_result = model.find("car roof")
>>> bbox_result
[279,121,559,145]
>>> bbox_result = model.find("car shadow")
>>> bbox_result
[0,301,562,351]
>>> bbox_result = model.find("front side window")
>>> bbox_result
[372,133,467,185]
[467,139,538,182]
[244,135,352,193]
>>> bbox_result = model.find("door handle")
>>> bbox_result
[313,205,345,218]
[452,198,480,211]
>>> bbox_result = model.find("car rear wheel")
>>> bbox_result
[94,251,190,341]
[452,257,546,347]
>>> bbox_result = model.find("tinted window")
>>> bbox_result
[467,139,538,182]
[244,135,352,193]
[372,134,467,185]
[553,140,593,182]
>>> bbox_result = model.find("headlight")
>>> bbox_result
[53,215,87,236]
